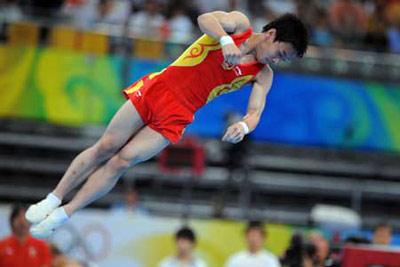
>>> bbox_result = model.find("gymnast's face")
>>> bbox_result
[255,29,297,65]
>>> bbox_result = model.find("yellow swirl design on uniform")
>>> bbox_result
[171,35,221,67]
[206,75,253,103]
[124,69,165,95]
[124,80,144,95]
[148,69,165,79]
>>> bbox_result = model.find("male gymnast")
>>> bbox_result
[26,11,308,238]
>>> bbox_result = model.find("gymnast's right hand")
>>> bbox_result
[220,36,241,66]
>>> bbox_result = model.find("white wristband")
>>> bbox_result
[219,35,234,46]
[238,121,250,135]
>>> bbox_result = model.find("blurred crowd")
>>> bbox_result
[0,0,400,53]
[0,194,396,267]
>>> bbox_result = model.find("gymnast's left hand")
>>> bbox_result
[222,123,246,144]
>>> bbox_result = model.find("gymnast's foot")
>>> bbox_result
[25,193,62,224]
[30,207,69,239]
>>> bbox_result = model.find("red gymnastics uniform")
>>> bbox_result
[123,28,265,143]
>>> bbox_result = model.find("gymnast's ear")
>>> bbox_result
[264,28,277,41]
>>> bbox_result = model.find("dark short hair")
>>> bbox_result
[175,226,196,243]
[262,13,309,58]
[245,220,265,235]
[9,204,27,226]
[282,233,317,267]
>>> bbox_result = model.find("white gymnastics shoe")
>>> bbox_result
[30,207,69,239]
[25,193,61,224]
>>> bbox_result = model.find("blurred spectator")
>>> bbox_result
[177,2,201,26]
[131,0,145,12]
[0,204,52,267]
[111,186,149,215]
[386,1,400,53]
[193,0,230,13]
[0,0,22,23]
[13,0,400,53]
[363,0,388,52]
[63,0,130,30]
[296,0,319,27]
[130,0,169,12]
[372,222,392,246]
[166,2,193,43]
[94,0,130,25]
[50,244,85,267]
[247,0,265,17]
[281,233,318,267]
[387,24,400,53]
[329,0,368,47]
[228,0,249,13]
[225,221,280,267]
[265,0,297,16]
[62,0,97,29]
[311,8,333,46]
[129,0,166,39]
[308,232,330,267]
[159,226,207,267]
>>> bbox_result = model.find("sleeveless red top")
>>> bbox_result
[126,28,265,113]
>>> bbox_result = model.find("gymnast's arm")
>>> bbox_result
[222,65,273,144]
[242,65,273,132]
[197,11,250,66]
[197,11,251,39]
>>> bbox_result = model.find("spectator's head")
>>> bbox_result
[373,222,392,245]
[257,13,308,64]
[316,8,328,27]
[308,231,330,264]
[50,244,68,267]
[167,0,188,18]
[245,221,266,253]
[170,6,186,18]
[303,241,318,267]
[98,0,113,17]
[282,233,318,267]
[9,204,30,239]
[144,0,159,15]
[50,244,85,267]
[175,226,196,257]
